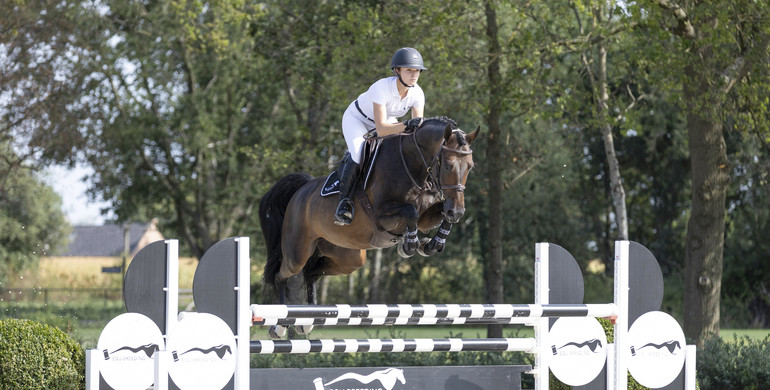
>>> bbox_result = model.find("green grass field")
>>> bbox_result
[720,329,770,340]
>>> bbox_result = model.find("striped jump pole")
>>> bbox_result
[250,303,618,326]
[251,337,538,354]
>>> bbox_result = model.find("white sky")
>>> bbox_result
[40,164,113,226]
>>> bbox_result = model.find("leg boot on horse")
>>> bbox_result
[334,156,360,225]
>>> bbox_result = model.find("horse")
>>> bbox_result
[258,116,479,338]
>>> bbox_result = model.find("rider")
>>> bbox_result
[334,47,427,225]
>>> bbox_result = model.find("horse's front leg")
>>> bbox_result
[397,204,420,258]
[418,219,453,257]
[377,202,420,257]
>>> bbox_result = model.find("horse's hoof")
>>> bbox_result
[417,238,435,257]
[398,243,415,258]
[269,325,287,339]
[295,324,314,335]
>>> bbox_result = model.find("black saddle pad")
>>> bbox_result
[320,170,340,197]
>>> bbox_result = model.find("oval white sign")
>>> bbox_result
[97,313,164,390]
[548,317,608,386]
[167,313,237,390]
[627,311,686,388]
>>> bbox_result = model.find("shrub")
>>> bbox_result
[698,334,770,390]
[0,318,85,390]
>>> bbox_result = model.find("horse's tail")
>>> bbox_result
[259,173,314,300]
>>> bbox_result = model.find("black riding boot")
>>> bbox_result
[334,157,360,225]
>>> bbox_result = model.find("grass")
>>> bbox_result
[720,329,770,340]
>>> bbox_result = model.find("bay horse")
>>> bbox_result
[258,117,479,338]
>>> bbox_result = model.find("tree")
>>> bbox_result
[0,147,69,284]
[644,0,770,345]
[0,0,93,178]
[69,1,274,258]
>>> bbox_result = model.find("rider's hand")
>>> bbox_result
[402,117,424,133]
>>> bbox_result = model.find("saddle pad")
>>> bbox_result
[320,170,340,197]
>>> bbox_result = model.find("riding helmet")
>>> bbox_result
[390,47,428,71]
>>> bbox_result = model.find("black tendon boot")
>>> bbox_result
[334,157,360,225]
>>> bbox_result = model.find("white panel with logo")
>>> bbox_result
[548,317,608,386]
[97,313,165,390]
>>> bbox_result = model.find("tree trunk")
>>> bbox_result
[683,68,730,346]
[369,249,383,302]
[484,0,505,339]
[590,14,629,240]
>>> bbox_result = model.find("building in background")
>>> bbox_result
[60,218,164,258]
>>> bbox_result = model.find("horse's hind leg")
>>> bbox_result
[268,278,288,339]
[269,237,317,339]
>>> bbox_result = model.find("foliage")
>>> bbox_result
[0,152,69,286]
[72,0,272,258]
[0,0,92,171]
[699,335,770,390]
[722,130,770,328]
[0,318,85,390]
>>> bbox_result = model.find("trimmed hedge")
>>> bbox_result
[0,318,85,390]
[698,334,770,390]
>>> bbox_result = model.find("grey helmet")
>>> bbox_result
[390,47,428,71]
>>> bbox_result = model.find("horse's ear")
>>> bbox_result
[443,124,453,143]
[466,126,480,144]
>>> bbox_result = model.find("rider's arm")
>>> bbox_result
[373,103,408,136]
[411,105,424,119]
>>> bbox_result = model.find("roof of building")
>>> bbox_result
[59,219,163,257]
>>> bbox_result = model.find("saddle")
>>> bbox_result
[320,137,401,247]
[320,137,382,197]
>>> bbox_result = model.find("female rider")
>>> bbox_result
[334,47,427,225]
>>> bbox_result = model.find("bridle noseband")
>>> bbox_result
[437,144,473,195]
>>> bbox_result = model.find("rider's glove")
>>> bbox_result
[402,117,424,133]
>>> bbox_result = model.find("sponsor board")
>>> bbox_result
[250,365,529,390]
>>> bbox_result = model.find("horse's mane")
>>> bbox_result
[421,116,469,147]
[423,116,458,130]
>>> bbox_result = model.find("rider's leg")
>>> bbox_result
[336,110,368,225]
[334,156,360,225]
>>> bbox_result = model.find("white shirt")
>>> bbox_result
[353,76,425,124]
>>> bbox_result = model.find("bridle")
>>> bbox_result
[399,127,473,201]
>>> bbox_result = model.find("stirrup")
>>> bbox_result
[334,198,354,225]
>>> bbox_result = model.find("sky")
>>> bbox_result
[40,164,113,226]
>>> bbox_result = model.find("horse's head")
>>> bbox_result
[438,124,479,223]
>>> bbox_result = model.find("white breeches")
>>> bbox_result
[342,107,374,164]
